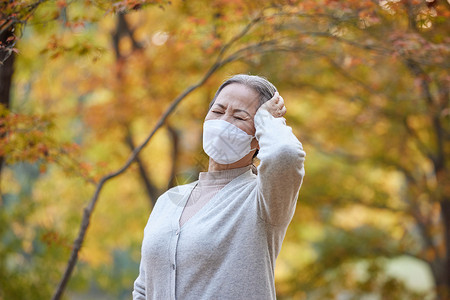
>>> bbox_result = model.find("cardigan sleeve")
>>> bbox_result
[254,107,306,226]
[132,247,147,299]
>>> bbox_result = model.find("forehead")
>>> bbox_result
[214,83,260,112]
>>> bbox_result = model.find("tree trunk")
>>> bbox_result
[0,26,15,197]
[439,200,450,299]
[112,12,159,207]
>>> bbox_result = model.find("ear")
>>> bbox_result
[251,137,259,150]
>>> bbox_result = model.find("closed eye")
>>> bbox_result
[212,111,224,114]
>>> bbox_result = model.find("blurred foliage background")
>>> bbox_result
[1,0,449,299]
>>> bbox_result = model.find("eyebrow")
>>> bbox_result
[214,103,251,118]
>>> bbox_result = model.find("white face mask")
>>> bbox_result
[203,119,256,164]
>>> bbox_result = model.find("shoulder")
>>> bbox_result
[230,170,257,189]
[157,181,198,206]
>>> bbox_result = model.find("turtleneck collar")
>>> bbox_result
[198,165,251,187]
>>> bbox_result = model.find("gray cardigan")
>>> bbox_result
[133,108,306,300]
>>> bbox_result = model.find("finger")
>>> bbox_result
[271,92,279,100]
[271,92,279,103]
[280,106,287,117]
[275,102,284,112]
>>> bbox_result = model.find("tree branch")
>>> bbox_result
[402,116,435,161]
[322,55,376,94]
[124,127,159,207]
[404,58,445,173]
[166,124,179,190]
[0,0,47,39]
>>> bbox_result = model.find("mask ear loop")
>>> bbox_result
[249,135,259,155]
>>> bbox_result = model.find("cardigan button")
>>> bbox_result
[172,263,176,270]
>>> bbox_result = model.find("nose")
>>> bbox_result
[220,114,235,124]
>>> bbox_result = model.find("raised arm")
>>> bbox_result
[254,93,306,226]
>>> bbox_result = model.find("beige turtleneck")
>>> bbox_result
[179,165,251,227]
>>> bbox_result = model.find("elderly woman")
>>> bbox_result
[133,74,306,300]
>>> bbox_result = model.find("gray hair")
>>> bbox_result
[208,74,277,111]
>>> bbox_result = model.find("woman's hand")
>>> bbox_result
[258,92,286,118]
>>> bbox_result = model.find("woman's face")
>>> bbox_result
[204,83,260,136]
[204,83,260,166]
